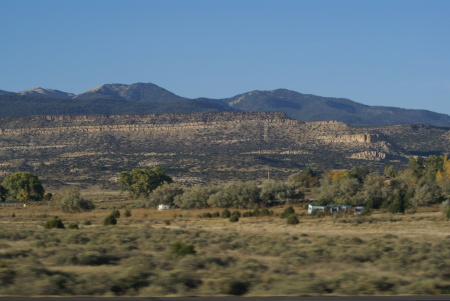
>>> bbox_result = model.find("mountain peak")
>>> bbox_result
[75,82,184,102]
[18,88,75,99]
[0,89,14,95]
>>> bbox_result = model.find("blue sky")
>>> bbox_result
[1,0,449,115]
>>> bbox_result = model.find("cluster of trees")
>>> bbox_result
[0,94,233,117]
[3,154,449,214]
[146,177,305,209]
[123,155,450,212]
[117,168,307,209]
[118,167,173,198]
[0,172,45,202]
[0,172,95,213]
[314,155,450,212]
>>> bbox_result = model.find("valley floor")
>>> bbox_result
[0,199,449,297]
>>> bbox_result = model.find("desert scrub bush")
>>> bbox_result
[231,210,241,217]
[242,211,253,217]
[63,233,90,245]
[280,206,295,218]
[227,280,250,295]
[0,224,35,241]
[50,248,119,266]
[286,214,299,225]
[52,186,95,213]
[211,211,220,217]
[259,208,272,216]
[152,270,202,294]
[44,216,65,229]
[110,209,121,218]
[75,251,119,266]
[124,209,132,217]
[103,215,117,226]
[0,249,30,260]
[209,278,249,295]
[252,208,260,216]
[0,267,15,286]
[388,198,405,214]
[1,264,80,296]
[229,214,239,223]
[202,212,212,218]
[221,208,231,218]
[169,242,196,257]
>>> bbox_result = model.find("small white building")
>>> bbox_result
[157,204,170,211]
[308,204,364,215]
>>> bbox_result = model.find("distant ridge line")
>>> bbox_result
[1,82,449,126]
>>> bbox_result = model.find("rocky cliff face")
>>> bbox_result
[0,112,409,188]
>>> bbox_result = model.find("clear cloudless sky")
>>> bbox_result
[1,0,449,115]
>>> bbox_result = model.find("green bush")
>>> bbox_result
[243,211,253,217]
[124,209,132,217]
[83,220,92,226]
[170,242,196,257]
[229,215,239,223]
[388,200,405,214]
[286,214,299,225]
[259,208,271,217]
[227,280,249,295]
[212,211,220,217]
[103,215,117,226]
[110,209,121,218]
[75,251,118,266]
[446,208,450,221]
[164,220,171,225]
[280,206,295,218]
[252,208,260,216]
[202,212,212,218]
[53,186,95,213]
[231,211,241,217]
[44,217,65,229]
[221,208,231,218]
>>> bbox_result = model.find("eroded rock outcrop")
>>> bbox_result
[0,112,403,186]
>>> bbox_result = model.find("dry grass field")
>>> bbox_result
[0,195,449,297]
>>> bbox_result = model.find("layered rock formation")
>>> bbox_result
[0,112,420,188]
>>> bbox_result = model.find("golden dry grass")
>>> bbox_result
[1,196,450,297]
[0,200,450,296]
[2,200,448,241]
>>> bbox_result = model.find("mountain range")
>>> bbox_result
[1,82,450,127]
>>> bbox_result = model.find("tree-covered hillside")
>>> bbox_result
[1,82,450,127]
[222,89,450,127]
[0,94,235,116]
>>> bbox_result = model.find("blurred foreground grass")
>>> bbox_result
[0,202,449,297]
